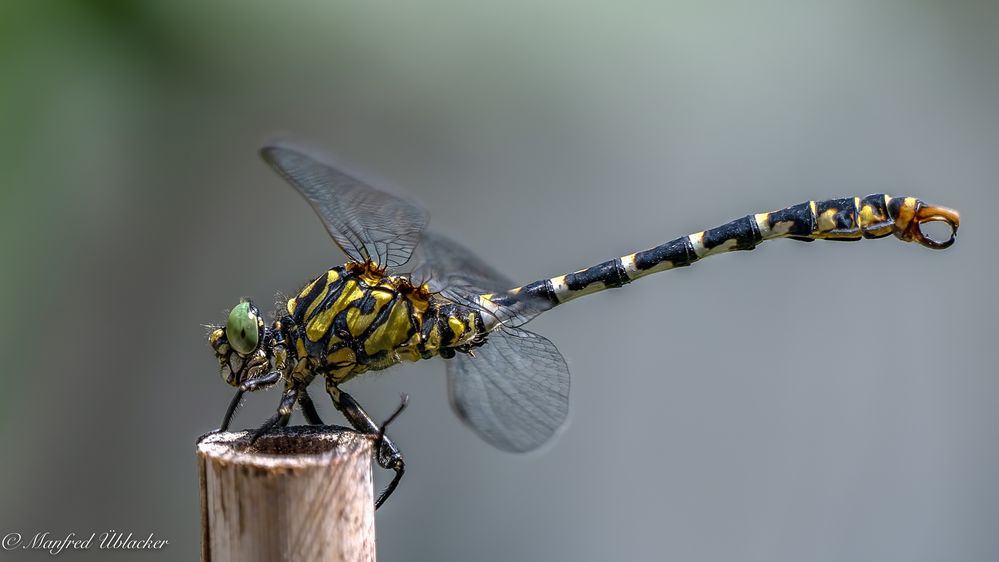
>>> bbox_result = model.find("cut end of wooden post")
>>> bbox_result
[198,426,376,562]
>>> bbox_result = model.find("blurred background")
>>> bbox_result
[1,1,997,560]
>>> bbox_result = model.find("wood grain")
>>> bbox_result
[198,426,376,562]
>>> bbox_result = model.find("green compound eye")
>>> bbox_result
[226,301,260,355]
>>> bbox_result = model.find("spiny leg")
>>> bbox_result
[326,380,407,509]
[220,370,282,431]
[298,389,326,425]
[250,386,299,445]
[373,395,409,509]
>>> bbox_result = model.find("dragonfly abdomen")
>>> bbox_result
[497,194,959,313]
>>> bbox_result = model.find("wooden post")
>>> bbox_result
[198,426,376,562]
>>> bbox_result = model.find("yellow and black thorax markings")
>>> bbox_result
[284,263,483,383]
[480,194,944,324]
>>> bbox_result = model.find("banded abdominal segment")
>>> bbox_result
[477,194,959,329]
[759,195,893,242]
[284,262,483,383]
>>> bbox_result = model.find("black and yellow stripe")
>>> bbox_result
[284,262,482,383]
[479,194,959,328]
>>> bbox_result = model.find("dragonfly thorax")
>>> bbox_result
[283,261,484,384]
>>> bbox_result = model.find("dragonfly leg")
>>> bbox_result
[373,395,408,509]
[326,380,407,509]
[298,389,326,425]
[249,386,299,445]
[219,369,282,431]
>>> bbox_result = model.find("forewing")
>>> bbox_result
[414,230,512,293]
[261,144,429,268]
[447,327,570,452]
[413,231,550,327]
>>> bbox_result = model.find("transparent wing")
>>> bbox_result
[261,143,429,268]
[413,230,513,293]
[447,326,570,452]
[411,231,569,450]
[412,231,549,327]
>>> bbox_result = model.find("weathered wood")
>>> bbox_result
[198,426,376,562]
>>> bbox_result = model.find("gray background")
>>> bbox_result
[1,1,996,561]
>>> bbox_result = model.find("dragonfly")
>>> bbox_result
[208,142,960,508]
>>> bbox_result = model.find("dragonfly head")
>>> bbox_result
[208,298,268,386]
